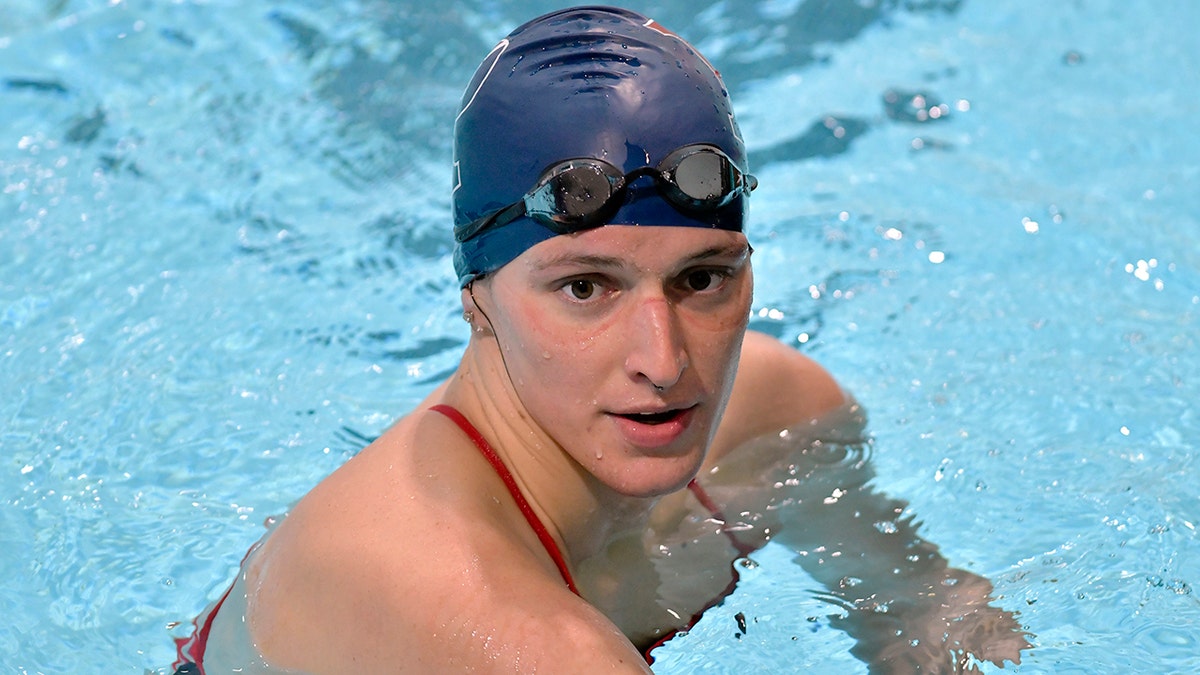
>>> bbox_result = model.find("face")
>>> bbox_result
[471,225,753,498]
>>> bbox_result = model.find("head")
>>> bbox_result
[452,5,754,285]
[452,6,756,496]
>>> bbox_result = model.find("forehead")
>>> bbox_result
[509,225,750,276]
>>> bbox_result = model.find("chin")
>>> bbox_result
[603,455,704,499]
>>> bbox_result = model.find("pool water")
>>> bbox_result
[2,0,1198,672]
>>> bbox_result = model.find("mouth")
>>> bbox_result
[606,404,701,450]
[615,409,689,425]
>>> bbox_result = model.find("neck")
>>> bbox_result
[440,335,656,566]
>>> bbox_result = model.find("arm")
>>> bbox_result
[239,508,653,674]
[708,330,848,462]
[768,470,1032,673]
[706,332,1030,672]
[231,422,654,675]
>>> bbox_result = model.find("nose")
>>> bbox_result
[624,295,688,391]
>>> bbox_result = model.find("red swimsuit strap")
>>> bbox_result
[640,479,760,664]
[431,404,759,666]
[430,404,580,595]
[173,543,259,672]
[686,479,757,557]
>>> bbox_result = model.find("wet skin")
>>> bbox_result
[467,225,755,499]
[207,225,852,674]
[196,225,1029,674]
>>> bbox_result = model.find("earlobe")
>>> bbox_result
[461,284,495,336]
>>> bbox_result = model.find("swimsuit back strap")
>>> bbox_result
[686,479,757,557]
[430,404,580,596]
[642,479,762,664]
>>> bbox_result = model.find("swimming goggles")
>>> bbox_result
[454,143,757,242]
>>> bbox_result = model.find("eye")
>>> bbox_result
[552,275,615,304]
[567,279,596,300]
[685,269,719,292]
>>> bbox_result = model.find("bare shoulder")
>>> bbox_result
[239,411,649,673]
[709,330,848,459]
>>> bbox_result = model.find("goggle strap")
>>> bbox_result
[454,200,527,242]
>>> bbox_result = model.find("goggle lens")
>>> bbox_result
[528,161,619,226]
[673,149,726,202]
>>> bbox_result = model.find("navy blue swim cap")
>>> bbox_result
[452,6,750,286]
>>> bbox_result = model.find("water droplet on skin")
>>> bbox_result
[542,351,551,359]
[594,448,604,460]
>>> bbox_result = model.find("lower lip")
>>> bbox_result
[609,407,697,450]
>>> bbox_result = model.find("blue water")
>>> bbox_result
[2,0,1198,672]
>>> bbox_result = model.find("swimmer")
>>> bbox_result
[175,6,1029,673]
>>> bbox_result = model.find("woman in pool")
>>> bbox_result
[177,6,1028,673]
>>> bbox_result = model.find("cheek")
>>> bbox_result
[688,270,754,332]
[692,282,753,342]
[702,323,747,387]
[689,289,752,386]
[499,304,594,390]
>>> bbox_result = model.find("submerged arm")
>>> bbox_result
[778,461,1031,672]
[708,334,1030,672]
[706,415,1030,672]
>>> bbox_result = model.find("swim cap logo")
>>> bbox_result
[642,17,736,142]
[454,38,510,200]
[456,38,509,124]
[641,19,678,38]
[641,18,722,80]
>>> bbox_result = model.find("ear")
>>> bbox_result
[460,284,494,336]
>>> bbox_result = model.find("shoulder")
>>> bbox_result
[238,410,648,673]
[739,330,845,400]
[709,330,848,458]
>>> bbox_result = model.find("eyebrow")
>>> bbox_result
[530,242,752,273]
[681,243,753,266]
[531,253,627,272]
